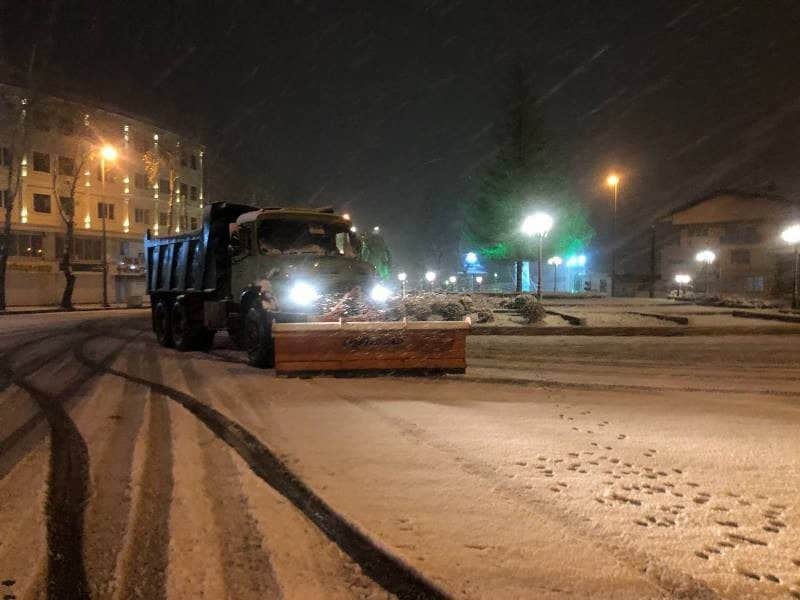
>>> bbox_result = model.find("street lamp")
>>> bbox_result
[425,270,436,292]
[99,144,118,307]
[675,273,691,298]
[397,271,407,298]
[694,249,716,296]
[448,275,457,290]
[606,174,620,297]
[465,252,478,265]
[781,224,800,309]
[522,212,553,300]
[475,275,483,288]
[547,256,562,292]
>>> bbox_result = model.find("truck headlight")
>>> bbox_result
[370,283,391,303]
[288,282,319,306]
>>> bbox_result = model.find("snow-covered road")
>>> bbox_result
[1,310,799,599]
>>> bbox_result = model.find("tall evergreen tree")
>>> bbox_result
[464,62,593,292]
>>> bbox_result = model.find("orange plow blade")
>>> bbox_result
[271,320,469,376]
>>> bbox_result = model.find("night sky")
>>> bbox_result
[3,0,800,274]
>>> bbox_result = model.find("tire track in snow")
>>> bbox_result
[179,359,283,598]
[81,349,148,598]
[74,340,450,600]
[113,348,174,600]
[0,329,131,598]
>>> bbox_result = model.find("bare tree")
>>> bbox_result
[0,91,32,311]
[143,143,180,234]
[51,129,92,309]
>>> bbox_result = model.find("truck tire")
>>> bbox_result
[153,300,174,347]
[172,300,215,352]
[244,306,275,368]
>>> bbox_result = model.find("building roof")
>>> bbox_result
[660,189,798,225]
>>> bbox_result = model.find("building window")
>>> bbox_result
[0,147,11,167]
[159,178,170,194]
[180,182,188,199]
[56,235,102,261]
[190,154,197,170]
[134,173,147,189]
[33,193,51,213]
[190,186,198,202]
[179,215,188,230]
[8,232,44,257]
[745,276,765,292]
[686,224,709,237]
[59,196,74,217]
[730,249,751,265]
[134,208,151,224]
[0,189,7,208]
[58,156,75,176]
[97,202,115,220]
[180,150,188,167]
[159,212,168,226]
[190,217,198,230]
[32,151,50,173]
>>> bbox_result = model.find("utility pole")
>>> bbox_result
[101,156,109,307]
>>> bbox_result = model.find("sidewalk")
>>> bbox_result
[0,302,150,316]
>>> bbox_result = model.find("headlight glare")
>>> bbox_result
[288,282,319,306]
[370,283,391,303]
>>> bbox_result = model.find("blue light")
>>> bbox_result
[465,252,478,265]
[566,254,587,268]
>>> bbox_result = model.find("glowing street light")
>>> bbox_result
[475,275,483,287]
[448,275,457,287]
[342,213,350,220]
[522,212,553,300]
[695,249,716,295]
[373,226,380,233]
[425,270,436,292]
[397,271,407,298]
[675,273,691,298]
[465,251,478,265]
[781,224,800,309]
[547,256,563,292]
[606,173,621,297]
[100,145,118,161]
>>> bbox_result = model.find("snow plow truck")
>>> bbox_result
[144,202,468,375]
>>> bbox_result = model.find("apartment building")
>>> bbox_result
[658,191,799,296]
[0,82,205,305]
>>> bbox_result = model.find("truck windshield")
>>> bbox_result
[258,220,356,257]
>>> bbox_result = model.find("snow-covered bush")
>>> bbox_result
[516,295,546,323]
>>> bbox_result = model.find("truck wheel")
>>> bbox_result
[153,300,174,347]
[171,301,196,351]
[172,300,215,352]
[244,307,274,368]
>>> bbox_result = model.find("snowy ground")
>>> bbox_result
[1,310,799,599]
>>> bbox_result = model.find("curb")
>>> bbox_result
[469,325,800,336]
[731,310,800,324]
[0,305,150,317]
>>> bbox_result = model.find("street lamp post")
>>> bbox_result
[425,270,436,293]
[694,250,716,296]
[99,145,118,308]
[547,256,562,292]
[397,272,407,298]
[675,273,691,298]
[606,174,620,297]
[522,212,554,301]
[781,224,800,309]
